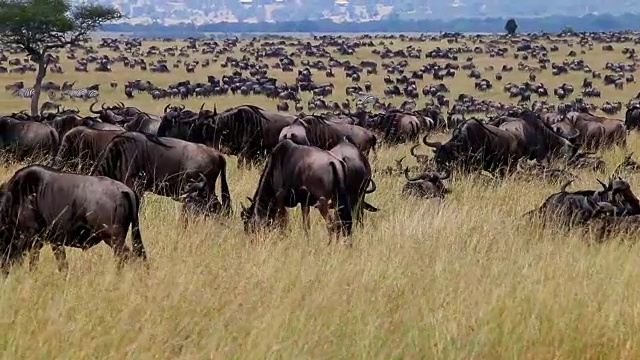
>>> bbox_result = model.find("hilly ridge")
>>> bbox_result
[89,0,640,25]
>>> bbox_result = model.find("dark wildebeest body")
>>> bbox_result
[488,111,579,163]
[241,139,353,241]
[0,165,147,273]
[200,105,296,168]
[625,106,640,131]
[525,178,640,229]
[52,126,125,173]
[90,132,231,214]
[373,112,423,143]
[0,118,59,161]
[279,116,377,156]
[328,138,379,225]
[556,112,626,150]
[423,119,520,173]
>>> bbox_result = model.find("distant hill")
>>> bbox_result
[91,0,640,25]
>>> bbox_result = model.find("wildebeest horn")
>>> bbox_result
[213,105,218,116]
[246,197,253,203]
[596,179,608,190]
[363,202,379,212]
[199,103,205,113]
[365,178,376,194]
[404,167,421,181]
[410,144,422,158]
[118,102,125,108]
[560,179,574,192]
[565,128,580,140]
[164,103,171,114]
[100,102,107,110]
[423,136,442,149]
[396,156,406,163]
[89,101,101,114]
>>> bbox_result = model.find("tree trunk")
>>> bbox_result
[30,58,48,116]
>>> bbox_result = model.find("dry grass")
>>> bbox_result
[1,35,640,358]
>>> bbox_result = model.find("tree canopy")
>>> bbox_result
[0,0,123,115]
[505,18,518,35]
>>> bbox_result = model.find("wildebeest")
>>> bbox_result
[423,119,521,174]
[555,112,626,150]
[179,173,224,223]
[279,115,377,156]
[0,165,147,273]
[0,117,59,161]
[52,126,125,173]
[241,139,353,241]
[90,132,231,214]
[488,110,580,163]
[402,168,450,198]
[199,105,297,168]
[524,177,640,229]
[625,105,640,131]
[328,137,379,225]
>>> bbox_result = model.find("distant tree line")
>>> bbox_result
[102,13,640,37]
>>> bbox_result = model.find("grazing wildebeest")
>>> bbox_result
[423,119,521,174]
[90,131,231,214]
[488,110,580,163]
[279,115,377,156]
[0,165,147,273]
[0,118,59,161]
[241,139,353,241]
[51,126,125,173]
[328,137,379,225]
[402,168,450,198]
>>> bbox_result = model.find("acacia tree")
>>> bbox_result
[505,18,518,35]
[0,0,123,115]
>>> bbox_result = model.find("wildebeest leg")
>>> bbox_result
[28,241,44,271]
[51,244,68,272]
[102,227,131,271]
[315,197,337,245]
[301,205,311,235]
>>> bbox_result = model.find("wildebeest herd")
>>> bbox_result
[3,32,640,274]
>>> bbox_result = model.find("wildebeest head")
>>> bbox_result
[240,195,287,234]
[422,134,460,172]
[179,173,223,217]
[402,167,450,198]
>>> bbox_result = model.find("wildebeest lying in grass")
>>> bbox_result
[525,177,640,230]
[566,151,606,172]
[613,153,640,173]
[401,167,450,198]
[0,165,147,274]
[513,159,577,184]
[179,173,224,224]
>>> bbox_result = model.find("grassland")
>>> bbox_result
[1,35,640,359]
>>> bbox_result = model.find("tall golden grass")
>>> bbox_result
[0,35,639,358]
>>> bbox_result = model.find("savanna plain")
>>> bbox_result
[2,33,640,359]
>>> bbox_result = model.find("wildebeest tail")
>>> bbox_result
[331,161,353,235]
[123,190,147,261]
